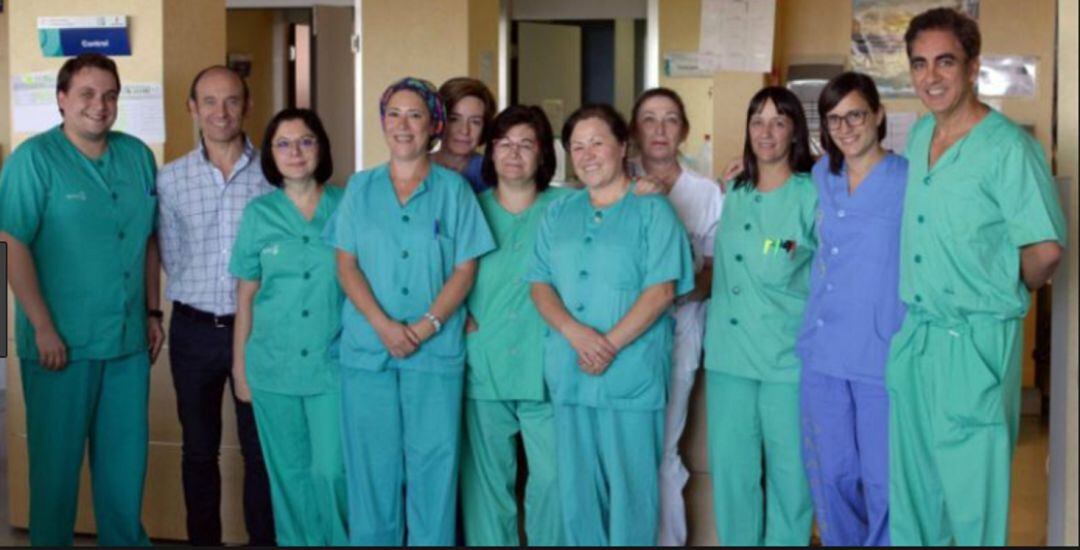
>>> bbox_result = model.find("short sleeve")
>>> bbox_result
[324,174,360,255]
[525,198,559,284]
[643,197,695,296]
[451,179,496,265]
[701,185,724,258]
[992,135,1067,248]
[229,204,262,280]
[0,148,48,245]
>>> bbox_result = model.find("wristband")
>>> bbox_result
[148,309,164,320]
[423,312,442,333]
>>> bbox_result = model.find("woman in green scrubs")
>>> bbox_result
[230,109,347,546]
[326,77,495,546]
[702,86,817,546]
[527,104,694,546]
[459,105,568,545]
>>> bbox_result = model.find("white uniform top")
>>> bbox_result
[666,166,724,330]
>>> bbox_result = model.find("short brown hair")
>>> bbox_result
[438,77,496,143]
[904,7,981,62]
[57,53,120,95]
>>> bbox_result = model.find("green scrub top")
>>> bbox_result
[526,185,695,411]
[704,173,817,383]
[0,126,157,362]
[230,185,345,396]
[326,163,495,372]
[901,110,1067,323]
[465,186,571,402]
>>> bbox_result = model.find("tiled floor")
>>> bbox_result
[0,392,1053,546]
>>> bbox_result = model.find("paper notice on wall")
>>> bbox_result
[699,0,776,73]
[882,111,917,155]
[11,72,165,144]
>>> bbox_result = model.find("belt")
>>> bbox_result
[173,302,235,328]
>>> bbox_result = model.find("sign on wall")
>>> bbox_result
[38,15,131,57]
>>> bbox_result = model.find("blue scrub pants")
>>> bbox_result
[553,403,663,546]
[340,365,464,546]
[800,370,889,546]
[20,352,151,547]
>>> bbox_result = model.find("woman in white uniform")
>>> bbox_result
[628,87,723,546]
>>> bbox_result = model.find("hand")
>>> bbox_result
[374,318,419,358]
[34,326,68,371]
[720,156,744,184]
[562,322,617,376]
[633,175,666,195]
[147,317,165,364]
[232,364,253,403]
[465,315,478,334]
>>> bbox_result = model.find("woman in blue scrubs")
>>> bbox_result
[796,72,906,546]
[527,104,694,546]
[326,77,495,546]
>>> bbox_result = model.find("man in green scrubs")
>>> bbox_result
[888,9,1066,546]
[0,54,161,546]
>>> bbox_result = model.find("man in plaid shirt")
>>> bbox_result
[157,65,275,546]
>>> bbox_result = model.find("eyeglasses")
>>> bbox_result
[273,136,318,152]
[825,110,870,130]
[493,138,537,155]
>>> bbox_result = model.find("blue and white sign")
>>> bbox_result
[38,16,131,57]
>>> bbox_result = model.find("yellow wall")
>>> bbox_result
[1058,0,1079,543]
[165,0,227,162]
[226,9,276,149]
[468,0,501,103]
[361,0,470,168]
[0,7,10,161]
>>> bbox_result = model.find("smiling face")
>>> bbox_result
[270,118,320,183]
[748,99,794,167]
[188,68,248,146]
[492,123,540,187]
[444,95,486,156]
[909,28,979,118]
[568,116,627,189]
[382,89,433,161]
[634,95,687,164]
[826,91,883,162]
[57,67,119,143]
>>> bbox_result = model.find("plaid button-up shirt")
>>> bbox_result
[157,139,274,315]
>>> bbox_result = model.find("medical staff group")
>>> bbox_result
[0,7,1066,548]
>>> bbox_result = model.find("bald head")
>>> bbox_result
[188,65,249,104]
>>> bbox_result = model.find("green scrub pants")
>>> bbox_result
[886,316,1022,546]
[705,371,812,546]
[340,366,463,546]
[553,403,663,546]
[460,398,562,546]
[20,353,151,547]
[250,389,348,546]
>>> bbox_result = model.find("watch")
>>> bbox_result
[148,309,164,320]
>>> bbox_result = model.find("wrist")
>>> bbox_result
[423,312,443,333]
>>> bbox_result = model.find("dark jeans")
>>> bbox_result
[169,308,276,546]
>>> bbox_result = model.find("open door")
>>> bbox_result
[517,22,581,135]
[314,5,355,186]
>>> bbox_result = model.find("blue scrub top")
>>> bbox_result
[526,186,695,411]
[795,154,907,384]
[326,163,495,372]
[462,153,490,193]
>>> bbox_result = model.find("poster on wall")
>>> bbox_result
[699,0,776,73]
[979,55,1037,97]
[38,16,131,57]
[11,72,165,144]
[851,0,978,96]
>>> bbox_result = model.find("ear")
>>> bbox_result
[187,97,197,117]
[967,55,981,86]
[874,105,886,128]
